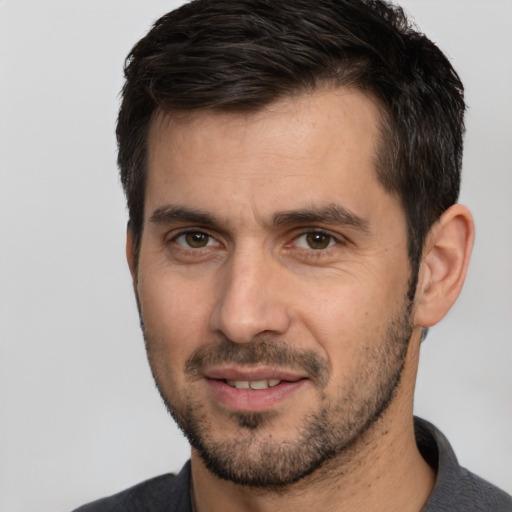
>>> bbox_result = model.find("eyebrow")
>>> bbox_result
[272,204,370,233]
[150,205,218,226]
[149,203,370,234]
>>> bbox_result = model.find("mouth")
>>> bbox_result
[203,368,308,412]
[225,378,282,390]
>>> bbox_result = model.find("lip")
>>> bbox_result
[203,366,308,412]
[204,365,306,382]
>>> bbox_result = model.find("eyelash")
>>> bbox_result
[287,230,347,262]
[167,228,347,260]
[171,230,220,250]
[293,231,338,250]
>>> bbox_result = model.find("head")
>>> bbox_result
[118,0,473,490]
[118,0,466,296]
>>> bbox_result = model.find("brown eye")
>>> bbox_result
[174,231,217,249]
[295,232,336,250]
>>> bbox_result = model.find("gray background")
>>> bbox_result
[0,1,511,511]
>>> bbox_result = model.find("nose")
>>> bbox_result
[209,248,292,343]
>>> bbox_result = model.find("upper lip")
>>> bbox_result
[203,366,307,382]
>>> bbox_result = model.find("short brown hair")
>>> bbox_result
[117,0,465,297]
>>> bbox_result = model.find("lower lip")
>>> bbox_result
[206,378,307,412]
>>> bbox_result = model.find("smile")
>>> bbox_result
[205,374,307,412]
[225,379,281,390]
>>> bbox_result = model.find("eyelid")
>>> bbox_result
[169,228,221,248]
[165,226,347,252]
[290,228,347,248]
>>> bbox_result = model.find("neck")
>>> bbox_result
[191,333,435,512]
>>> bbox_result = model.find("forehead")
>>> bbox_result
[145,87,396,227]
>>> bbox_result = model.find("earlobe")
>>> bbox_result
[414,204,475,327]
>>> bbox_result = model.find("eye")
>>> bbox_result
[173,231,219,249]
[294,231,337,250]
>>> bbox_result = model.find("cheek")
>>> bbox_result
[297,279,400,368]
[137,270,213,368]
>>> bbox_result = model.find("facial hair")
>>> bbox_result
[143,298,413,489]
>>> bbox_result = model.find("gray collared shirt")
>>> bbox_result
[73,417,512,511]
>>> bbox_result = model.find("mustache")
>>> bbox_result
[185,338,330,388]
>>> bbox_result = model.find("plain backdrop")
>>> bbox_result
[0,1,511,511]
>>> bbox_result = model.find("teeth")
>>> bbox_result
[249,380,268,390]
[226,379,282,390]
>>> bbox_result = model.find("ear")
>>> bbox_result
[414,204,474,327]
[126,223,138,285]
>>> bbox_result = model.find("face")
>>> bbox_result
[132,89,415,487]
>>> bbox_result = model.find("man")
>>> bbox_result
[75,0,512,510]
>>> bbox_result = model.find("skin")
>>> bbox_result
[127,88,474,512]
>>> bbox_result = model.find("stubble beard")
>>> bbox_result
[143,298,414,489]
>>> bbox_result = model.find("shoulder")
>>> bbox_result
[72,462,192,512]
[415,418,512,512]
[455,467,512,512]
